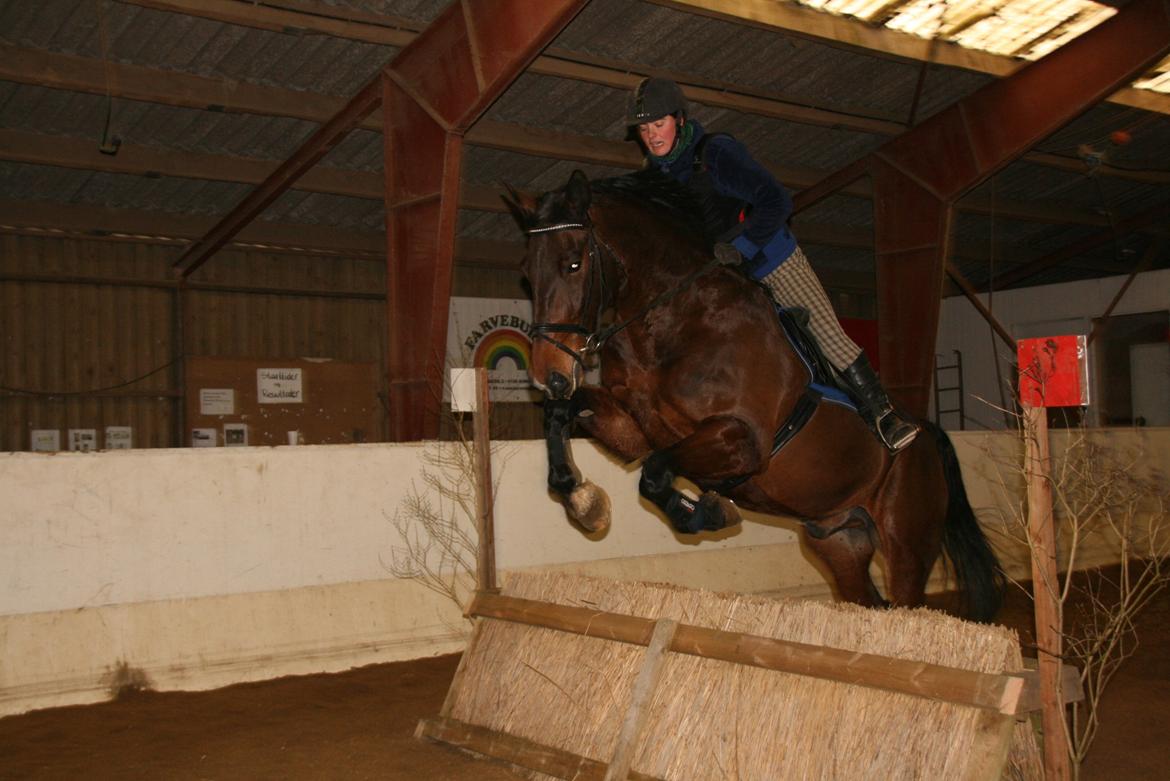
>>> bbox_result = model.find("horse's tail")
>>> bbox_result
[925,421,1005,622]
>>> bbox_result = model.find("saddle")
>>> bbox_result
[774,306,855,410]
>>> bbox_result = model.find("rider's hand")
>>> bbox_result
[714,243,742,266]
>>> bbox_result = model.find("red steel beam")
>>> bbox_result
[383,0,588,441]
[862,0,1170,416]
[172,76,382,277]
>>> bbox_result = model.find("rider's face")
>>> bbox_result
[638,116,679,156]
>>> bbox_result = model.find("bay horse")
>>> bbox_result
[504,169,1003,621]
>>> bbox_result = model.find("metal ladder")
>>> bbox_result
[934,350,965,430]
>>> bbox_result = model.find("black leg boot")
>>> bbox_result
[840,354,920,453]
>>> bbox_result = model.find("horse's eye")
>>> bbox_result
[567,258,582,273]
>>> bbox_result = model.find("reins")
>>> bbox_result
[525,220,726,367]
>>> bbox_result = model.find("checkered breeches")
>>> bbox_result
[758,245,861,371]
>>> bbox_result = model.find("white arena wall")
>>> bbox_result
[3,429,1168,716]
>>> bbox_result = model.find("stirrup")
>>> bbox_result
[875,410,920,453]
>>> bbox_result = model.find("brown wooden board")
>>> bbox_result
[184,356,381,446]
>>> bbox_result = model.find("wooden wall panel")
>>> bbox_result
[2,233,541,450]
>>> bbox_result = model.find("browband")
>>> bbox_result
[526,222,586,234]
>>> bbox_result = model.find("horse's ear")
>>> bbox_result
[500,183,537,231]
[565,169,591,218]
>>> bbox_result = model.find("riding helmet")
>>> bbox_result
[626,77,687,125]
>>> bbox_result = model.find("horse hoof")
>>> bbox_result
[567,481,611,533]
[701,492,742,530]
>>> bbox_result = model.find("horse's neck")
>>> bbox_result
[600,227,710,313]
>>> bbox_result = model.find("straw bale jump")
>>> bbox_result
[419,572,1055,780]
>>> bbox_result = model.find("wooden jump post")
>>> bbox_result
[1018,335,1091,781]
[472,367,497,593]
[450,366,497,593]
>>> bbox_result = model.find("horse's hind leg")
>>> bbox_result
[803,511,888,608]
[639,415,759,533]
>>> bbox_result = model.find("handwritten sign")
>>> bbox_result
[257,368,303,404]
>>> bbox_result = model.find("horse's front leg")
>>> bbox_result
[543,395,612,534]
[640,415,761,534]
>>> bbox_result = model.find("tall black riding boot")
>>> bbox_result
[840,354,920,453]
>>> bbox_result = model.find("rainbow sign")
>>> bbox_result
[472,327,531,371]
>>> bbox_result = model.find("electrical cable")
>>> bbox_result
[0,356,180,397]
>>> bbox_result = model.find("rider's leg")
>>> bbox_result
[758,245,919,452]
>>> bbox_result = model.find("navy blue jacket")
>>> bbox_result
[646,120,797,279]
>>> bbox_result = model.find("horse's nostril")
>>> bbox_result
[547,372,570,399]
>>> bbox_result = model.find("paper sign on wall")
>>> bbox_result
[105,426,133,449]
[257,368,303,404]
[200,388,236,415]
[191,428,217,447]
[68,429,97,452]
[30,429,60,452]
[224,423,249,447]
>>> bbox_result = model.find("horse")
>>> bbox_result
[503,169,1004,621]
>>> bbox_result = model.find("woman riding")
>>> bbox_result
[627,77,919,453]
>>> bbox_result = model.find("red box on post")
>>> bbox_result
[1017,335,1090,408]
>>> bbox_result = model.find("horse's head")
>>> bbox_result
[504,170,611,400]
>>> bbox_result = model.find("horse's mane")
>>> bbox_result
[588,170,707,243]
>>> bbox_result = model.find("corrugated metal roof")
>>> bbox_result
[0,0,1166,291]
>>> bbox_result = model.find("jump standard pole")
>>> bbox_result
[1017,335,1089,781]
[472,367,498,594]
[449,367,498,594]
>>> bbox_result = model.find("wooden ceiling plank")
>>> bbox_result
[3,43,1159,192]
[0,128,382,198]
[120,0,415,46]
[172,74,383,276]
[0,198,518,269]
[0,118,1114,231]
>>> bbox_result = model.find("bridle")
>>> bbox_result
[525,221,617,373]
[525,219,729,373]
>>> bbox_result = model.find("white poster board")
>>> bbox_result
[446,297,539,403]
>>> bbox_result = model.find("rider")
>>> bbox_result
[626,77,919,452]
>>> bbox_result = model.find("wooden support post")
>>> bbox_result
[1024,403,1072,781]
[604,619,679,781]
[473,368,497,593]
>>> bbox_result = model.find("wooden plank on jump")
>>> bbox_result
[470,592,1033,716]
[963,709,1019,781]
[604,619,679,781]
[417,716,666,781]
